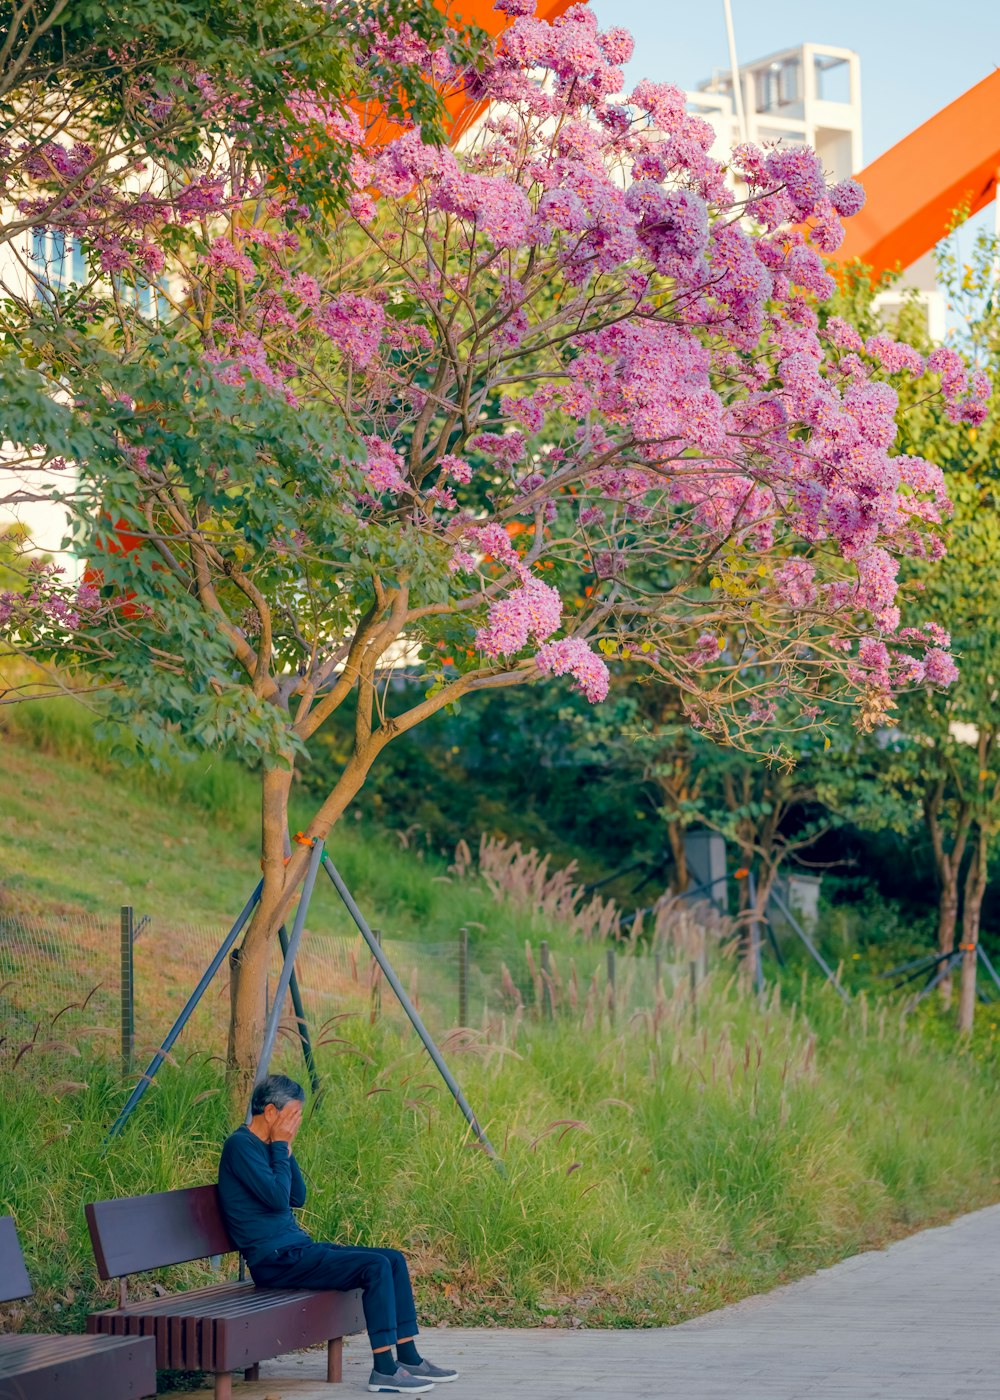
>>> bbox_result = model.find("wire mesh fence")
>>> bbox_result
[1,893,729,1075]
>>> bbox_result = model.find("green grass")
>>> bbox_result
[2,707,1000,1348]
[0,704,583,951]
[2,978,999,1342]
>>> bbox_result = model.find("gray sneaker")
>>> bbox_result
[407,1359,459,1383]
[368,1365,435,1394]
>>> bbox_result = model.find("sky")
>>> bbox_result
[590,0,1000,166]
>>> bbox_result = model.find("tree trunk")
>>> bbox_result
[958,828,989,1036]
[226,758,294,1107]
[733,834,769,983]
[748,865,777,988]
[652,740,696,895]
[225,746,378,1111]
[936,876,961,1008]
[666,819,689,893]
[227,931,275,1106]
[923,779,970,1009]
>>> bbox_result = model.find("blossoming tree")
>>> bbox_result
[1,1,987,1088]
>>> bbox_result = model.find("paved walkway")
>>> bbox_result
[165,1204,1000,1400]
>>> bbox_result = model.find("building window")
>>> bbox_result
[70,238,87,285]
[50,230,66,288]
[755,59,801,113]
[29,227,74,296]
[814,55,851,104]
[29,228,53,301]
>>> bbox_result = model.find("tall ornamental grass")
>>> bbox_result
[3,971,997,1336]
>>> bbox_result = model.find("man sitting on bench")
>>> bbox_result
[218,1074,458,1395]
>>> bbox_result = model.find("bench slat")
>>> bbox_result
[89,1284,364,1372]
[89,1279,357,1320]
[168,1313,185,1372]
[0,1334,147,1366]
[0,1333,156,1400]
[0,1216,33,1305]
[185,1311,203,1371]
[101,1278,249,1313]
[213,1290,364,1370]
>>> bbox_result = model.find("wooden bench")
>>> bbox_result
[0,1215,156,1400]
[85,1184,364,1400]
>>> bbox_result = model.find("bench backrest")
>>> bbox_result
[0,1217,33,1303]
[85,1185,235,1280]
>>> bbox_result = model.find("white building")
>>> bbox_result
[685,42,945,340]
[687,42,863,182]
[0,221,168,575]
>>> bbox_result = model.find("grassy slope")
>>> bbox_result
[0,718,539,943]
[2,720,1000,1348]
[0,739,261,922]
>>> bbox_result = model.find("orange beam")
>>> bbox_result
[356,1,578,150]
[838,68,1000,278]
[441,1,579,143]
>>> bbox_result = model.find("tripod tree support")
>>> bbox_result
[769,885,851,1005]
[978,943,1000,997]
[746,871,765,994]
[277,922,321,1096]
[106,842,504,1176]
[321,851,505,1173]
[106,880,264,1140]
[250,836,325,1108]
[911,949,963,1006]
[271,828,322,1096]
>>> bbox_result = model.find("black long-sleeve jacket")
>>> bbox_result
[217,1124,311,1267]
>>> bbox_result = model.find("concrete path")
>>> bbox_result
[165,1204,1000,1400]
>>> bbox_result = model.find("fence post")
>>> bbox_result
[458,927,469,1026]
[119,906,135,1074]
[540,940,553,1020]
[747,870,764,995]
[606,948,616,1026]
[371,928,382,1025]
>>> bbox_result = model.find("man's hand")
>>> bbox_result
[270,1100,303,1146]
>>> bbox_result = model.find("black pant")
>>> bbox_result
[252,1241,419,1351]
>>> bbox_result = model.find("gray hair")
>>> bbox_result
[250,1073,305,1116]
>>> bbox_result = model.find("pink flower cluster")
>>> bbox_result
[865,335,924,376]
[315,293,385,367]
[363,437,407,494]
[927,346,992,425]
[534,636,610,702]
[689,632,721,668]
[470,522,521,569]
[475,575,562,657]
[440,454,473,484]
[773,559,817,609]
[206,238,256,280]
[849,634,959,692]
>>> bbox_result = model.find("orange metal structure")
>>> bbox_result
[838,68,1000,278]
[428,0,576,143]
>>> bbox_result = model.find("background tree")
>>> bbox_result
[0,3,982,1092]
[828,223,1000,1026]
